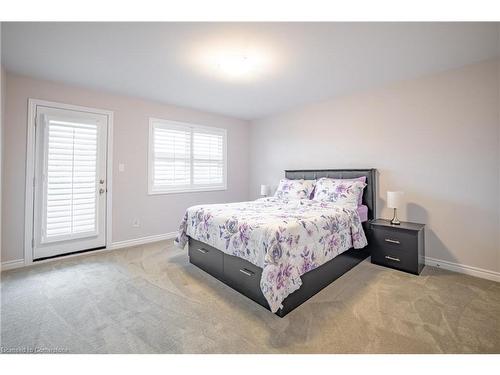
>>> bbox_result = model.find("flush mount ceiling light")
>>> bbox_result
[192,42,272,82]
[214,53,257,78]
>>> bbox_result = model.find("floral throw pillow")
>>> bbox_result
[312,178,367,208]
[274,179,315,200]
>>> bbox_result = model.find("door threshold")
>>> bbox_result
[33,246,106,262]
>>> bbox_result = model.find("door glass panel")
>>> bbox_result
[43,119,98,242]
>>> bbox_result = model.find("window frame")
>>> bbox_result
[148,118,227,195]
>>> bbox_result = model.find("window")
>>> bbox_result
[148,118,227,194]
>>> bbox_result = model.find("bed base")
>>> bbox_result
[188,235,371,317]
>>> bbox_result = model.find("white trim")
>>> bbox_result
[1,259,26,271]
[148,186,227,195]
[2,232,177,272]
[106,111,114,250]
[425,256,500,283]
[24,99,114,266]
[110,232,177,250]
[5,233,500,283]
[24,99,37,265]
[148,117,228,195]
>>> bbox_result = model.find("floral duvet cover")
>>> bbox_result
[175,198,367,313]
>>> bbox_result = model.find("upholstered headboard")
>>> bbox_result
[285,169,377,221]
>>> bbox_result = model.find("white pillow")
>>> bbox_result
[312,178,367,208]
[274,179,315,200]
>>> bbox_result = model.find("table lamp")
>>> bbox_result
[387,191,403,225]
[260,184,269,197]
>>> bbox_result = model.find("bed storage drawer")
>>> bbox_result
[188,239,223,279]
[223,253,269,308]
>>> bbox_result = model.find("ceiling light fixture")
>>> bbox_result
[215,54,256,78]
[190,38,274,82]
[195,49,268,81]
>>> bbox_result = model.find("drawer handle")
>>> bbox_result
[385,238,400,244]
[239,268,255,277]
[197,248,209,254]
[385,255,401,262]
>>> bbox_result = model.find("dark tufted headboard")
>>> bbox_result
[285,169,377,221]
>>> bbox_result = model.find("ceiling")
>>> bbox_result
[2,22,499,120]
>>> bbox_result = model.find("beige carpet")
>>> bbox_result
[1,240,499,354]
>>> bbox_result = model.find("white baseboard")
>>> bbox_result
[110,232,177,250]
[425,256,500,283]
[0,259,25,271]
[1,232,177,272]
[3,239,499,283]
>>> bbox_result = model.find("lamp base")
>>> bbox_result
[390,208,401,225]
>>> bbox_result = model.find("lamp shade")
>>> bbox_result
[387,191,403,209]
[260,184,269,196]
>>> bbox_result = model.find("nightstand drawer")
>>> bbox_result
[371,228,417,250]
[371,244,417,274]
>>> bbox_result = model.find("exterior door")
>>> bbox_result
[32,105,108,260]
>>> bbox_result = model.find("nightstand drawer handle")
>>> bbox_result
[385,238,400,244]
[197,248,209,254]
[385,255,400,262]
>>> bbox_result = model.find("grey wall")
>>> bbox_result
[2,73,250,263]
[2,59,499,275]
[250,59,500,274]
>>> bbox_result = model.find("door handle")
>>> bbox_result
[197,248,209,254]
[99,188,106,195]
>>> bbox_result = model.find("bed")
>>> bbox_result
[176,169,377,317]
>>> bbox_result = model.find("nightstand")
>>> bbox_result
[369,219,425,275]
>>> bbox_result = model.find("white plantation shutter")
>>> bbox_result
[149,119,226,193]
[153,126,191,188]
[43,119,98,241]
[193,131,224,185]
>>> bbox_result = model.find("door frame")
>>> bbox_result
[24,99,114,265]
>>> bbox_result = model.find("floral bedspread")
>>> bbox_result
[175,198,367,313]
